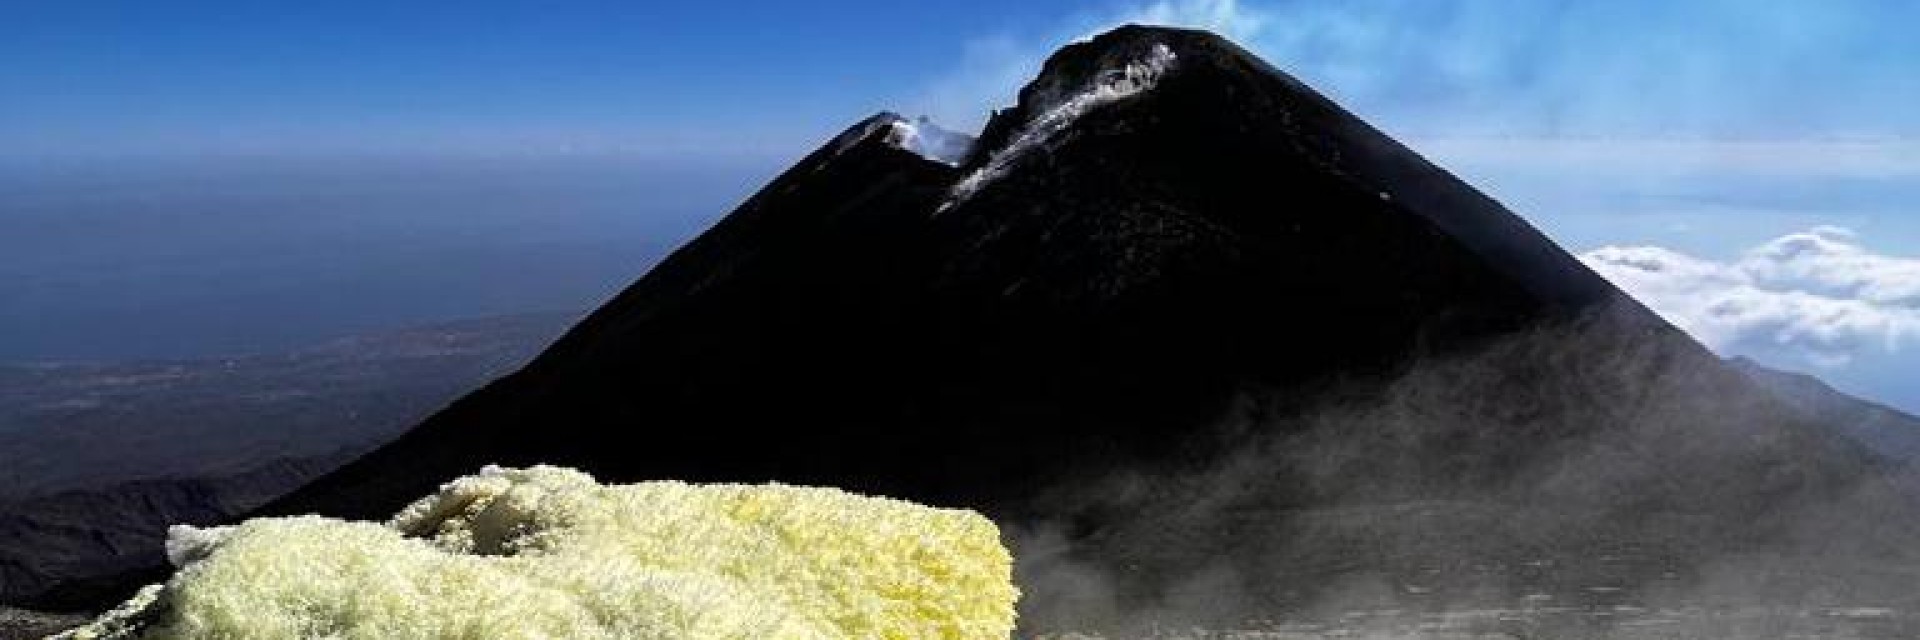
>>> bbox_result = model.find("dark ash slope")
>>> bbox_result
[267,26,1665,519]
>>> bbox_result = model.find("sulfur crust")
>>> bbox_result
[53,466,1018,640]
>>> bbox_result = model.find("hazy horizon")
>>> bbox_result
[0,154,779,361]
[3,1,1916,415]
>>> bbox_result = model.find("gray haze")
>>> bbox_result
[1011,304,1920,639]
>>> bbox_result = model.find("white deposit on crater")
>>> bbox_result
[54,465,1017,640]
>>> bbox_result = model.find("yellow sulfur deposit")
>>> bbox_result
[53,466,1018,640]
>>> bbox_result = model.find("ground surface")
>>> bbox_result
[1038,606,1920,639]
[0,606,85,640]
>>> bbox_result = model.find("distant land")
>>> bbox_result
[0,311,577,499]
[0,311,574,610]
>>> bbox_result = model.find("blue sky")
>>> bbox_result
[1,1,1037,157]
[2,1,1916,411]
[6,1,1917,156]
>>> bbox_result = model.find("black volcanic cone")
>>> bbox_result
[65,26,1910,625]
[269,26,1655,519]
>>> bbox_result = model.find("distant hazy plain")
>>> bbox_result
[0,155,778,361]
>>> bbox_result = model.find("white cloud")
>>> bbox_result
[1582,227,1920,367]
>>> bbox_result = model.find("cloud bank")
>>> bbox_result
[1582,227,1920,367]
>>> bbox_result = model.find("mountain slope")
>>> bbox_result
[0,312,574,611]
[1734,357,1920,462]
[238,26,1910,628]
[0,456,345,613]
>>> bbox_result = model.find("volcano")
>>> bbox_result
[268,25,1658,516]
[186,25,1916,628]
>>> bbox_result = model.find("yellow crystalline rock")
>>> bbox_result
[54,466,1018,640]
